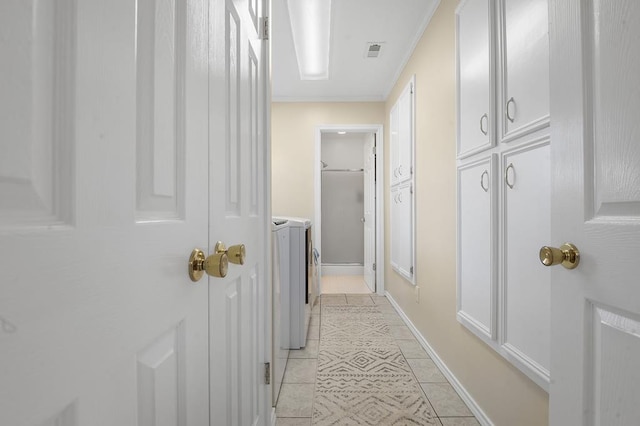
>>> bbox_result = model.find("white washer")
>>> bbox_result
[271,219,290,406]
[273,216,317,349]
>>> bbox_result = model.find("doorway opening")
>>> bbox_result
[314,125,384,296]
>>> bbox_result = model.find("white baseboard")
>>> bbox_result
[385,292,494,426]
[321,264,364,276]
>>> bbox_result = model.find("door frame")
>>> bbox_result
[314,124,385,296]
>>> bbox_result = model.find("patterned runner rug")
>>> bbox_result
[312,303,439,425]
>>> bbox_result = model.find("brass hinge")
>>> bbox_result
[261,17,269,40]
[264,362,271,384]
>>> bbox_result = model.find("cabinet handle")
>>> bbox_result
[398,165,404,176]
[480,170,489,192]
[398,192,403,203]
[506,97,516,123]
[480,113,488,135]
[505,163,515,189]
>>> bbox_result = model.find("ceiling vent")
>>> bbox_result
[365,42,384,58]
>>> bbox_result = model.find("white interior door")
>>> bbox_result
[0,1,210,425]
[549,1,640,424]
[363,134,376,292]
[208,0,270,423]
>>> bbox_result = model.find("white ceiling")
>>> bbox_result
[271,0,440,102]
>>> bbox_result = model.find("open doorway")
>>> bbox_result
[314,125,384,296]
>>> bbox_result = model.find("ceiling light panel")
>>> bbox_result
[286,0,332,80]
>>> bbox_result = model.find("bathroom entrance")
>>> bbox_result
[315,126,384,295]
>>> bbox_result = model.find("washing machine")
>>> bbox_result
[271,219,290,406]
[273,216,318,349]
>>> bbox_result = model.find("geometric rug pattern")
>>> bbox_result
[312,304,439,425]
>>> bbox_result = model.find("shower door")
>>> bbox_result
[321,169,365,266]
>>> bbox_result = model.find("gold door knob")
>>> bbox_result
[188,248,229,282]
[215,241,246,265]
[539,243,580,270]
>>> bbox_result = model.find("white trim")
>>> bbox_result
[385,292,494,426]
[270,407,276,425]
[321,264,364,276]
[314,124,385,296]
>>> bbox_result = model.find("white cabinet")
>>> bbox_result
[499,0,550,141]
[456,0,493,158]
[390,77,415,284]
[457,156,496,339]
[456,0,551,390]
[502,141,550,380]
[390,78,414,186]
[390,182,414,282]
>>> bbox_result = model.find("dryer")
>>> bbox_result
[271,219,290,405]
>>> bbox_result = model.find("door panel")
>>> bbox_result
[549,0,640,423]
[209,0,268,423]
[457,156,495,340]
[502,141,550,381]
[0,1,210,425]
[501,0,549,140]
[456,0,492,158]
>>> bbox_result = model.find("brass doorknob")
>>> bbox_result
[539,243,580,270]
[188,248,228,282]
[215,241,246,265]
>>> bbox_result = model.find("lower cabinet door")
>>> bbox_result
[390,182,414,283]
[457,155,496,340]
[502,140,551,386]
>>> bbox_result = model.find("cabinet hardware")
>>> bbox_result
[480,170,489,192]
[506,97,516,123]
[480,113,488,135]
[505,163,515,189]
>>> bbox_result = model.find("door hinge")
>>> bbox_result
[260,17,269,40]
[373,263,376,271]
[410,83,414,94]
[410,185,414,194]
[410,266,414,274]
[372,146,376,155]
[264,362,271,384]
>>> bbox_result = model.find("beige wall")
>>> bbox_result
[271,1,549,423]
[271,102,385,218]
[383,0,549,424]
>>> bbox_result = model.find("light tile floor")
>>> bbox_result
[321,275,372,294]
[275,293,479,425]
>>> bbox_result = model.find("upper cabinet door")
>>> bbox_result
[499,0,550,142]
[456,0,493,158]
[391,77,414,186]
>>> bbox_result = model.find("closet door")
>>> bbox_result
[390,182,414,282]
[456,0,493,158]
[499,0,550,141]
[502,140,550,387]
[457,156,496,340]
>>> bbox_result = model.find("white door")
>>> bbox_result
[549,1,640,424]
[208,0,270,424]
[0,1,210,425]
[363,133,375,292]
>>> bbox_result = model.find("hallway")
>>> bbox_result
[275,294,479,425]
